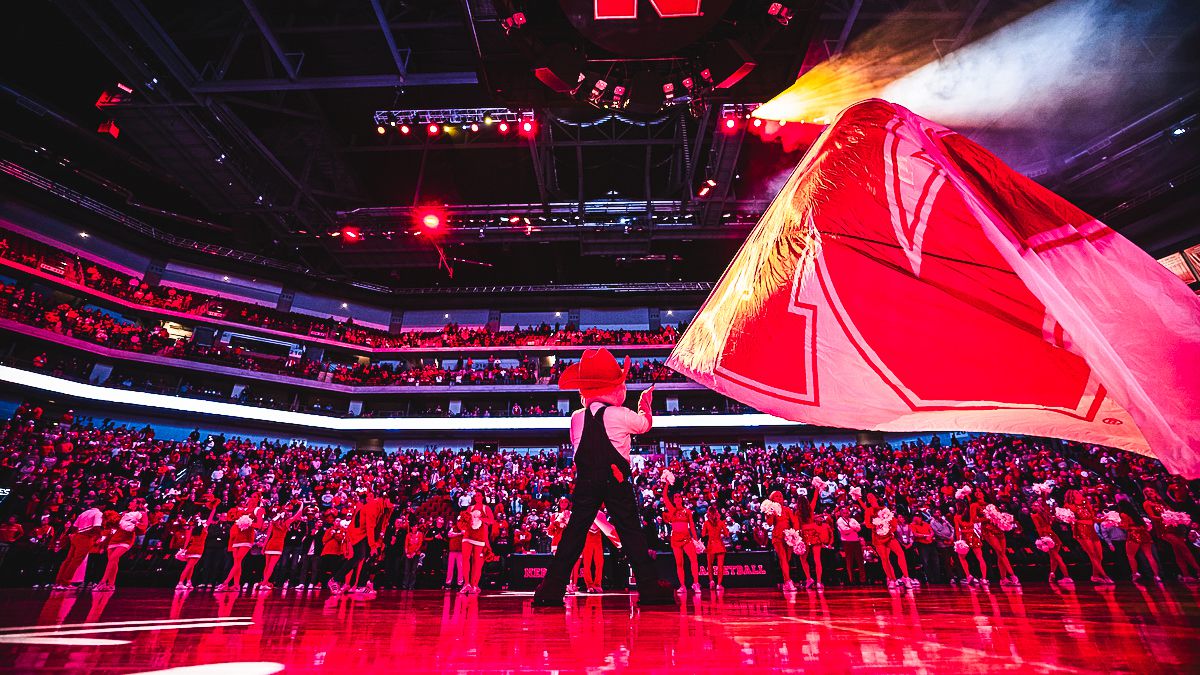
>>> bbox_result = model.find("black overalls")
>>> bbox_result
[533,404,664,602]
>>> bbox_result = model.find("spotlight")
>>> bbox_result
[427,123,440,136]
[498,121,510,133]
[422,213,441,230]
[399,124,411,135]
[340,303,349,309]
[508,216,521,224]
[376,125,387,135]
[79,231,89,238]
[1172,127,1186,136]
[723,117,738,132]
[415,207,446,232]
[697,178,717,198]
[341,226,362,241]
[752,118,763,128]
[521,120,536,135]
[470,123,480,132]
[443,125,453,134]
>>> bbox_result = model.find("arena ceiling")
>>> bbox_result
[2,0,1198,291]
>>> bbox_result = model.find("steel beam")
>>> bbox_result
[192,73,477,92]
[344,137,682,152]
[369,0,408,78]
[240,0,298,79]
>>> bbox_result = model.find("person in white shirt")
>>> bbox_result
[836,507,866,585]
[54,501,104,589]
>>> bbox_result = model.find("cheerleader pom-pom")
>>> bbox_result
[236,514,254,530]
[955,485,973,501]
[174,548,189,562]
[693,538,705,555]
[661,469,676,486]
[1035,536,1056,553]
[760,499,782,517]
[954,540,969,555]
[118,511,142,532]
[811,476,827,492]
[1162,510,1193,528]
[849,486,862,500]
[783,528,803,552]
[1031,481,1055,496]
[1099,511,1121,528]
[1054,507,1076,525]
[792,541,807,556]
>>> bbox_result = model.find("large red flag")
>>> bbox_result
[668,100,1200,477]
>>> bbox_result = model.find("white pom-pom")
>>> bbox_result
[236,515,253,530]
[118,511,142,532]
[1099,511,1121,528]
[760,499,782,517]
[1054,507,1076,524]
[783,528,804,555]
[1035,536,1056,552]
[661,469,676,486]
[1031,481,1054,496]
[811,476,827,492]
[955,485,973,501]
[693,538,705,555]
[872,508,894,536]
[1162,510,1193,528]
[849,487,862,500]
[954,540,969,555]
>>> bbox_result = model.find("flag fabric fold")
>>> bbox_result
[668,99,1200,477]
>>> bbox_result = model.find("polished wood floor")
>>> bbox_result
[0,584,1196,673]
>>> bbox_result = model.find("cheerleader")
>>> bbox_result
[458,491,494,594]
[701,507,729,590]
[796,489,824,589]
[766,490,800,591]
[1141,488,1200,582]
[1063,490,1113,584]
[259,500,303,590]
[953,499,987,586]
[97,499,147,591]
[972,491,1019,586]
[546,498,584,592]
[216,492,265,592]
[663,483,700,594]
[580,511,620,593]
[176,497,220,590]
[1115,500,1161,583]
[858,492,915,589]
[1030,498,1071,584]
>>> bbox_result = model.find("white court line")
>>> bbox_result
[126,663,284,675]
[0,616,253,634]
[0,636,130,646]
[2,621,253,639]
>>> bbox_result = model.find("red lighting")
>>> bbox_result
[341,226,362,241]
[697,178,717,198]
[422,213,442,229]
[399,124,411,135]
[520,120,536,135]
[508,215,521,224]
[498,121,510,133]
[427,123,440,135]
[723,117,737,131]
[98,120,120,139]
[415,207,447,232]
[752,118,763,128]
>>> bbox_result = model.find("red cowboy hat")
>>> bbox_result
[558,347,630,392]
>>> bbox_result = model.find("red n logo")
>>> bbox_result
[594,0,703,19]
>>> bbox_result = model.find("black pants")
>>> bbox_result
[197,550,229,585]
[276,548,304,584]
[917,543,941,583]
[334,541,369,586]
[296,554,319,586]
[403,555,420,589]
[535,476,661,599]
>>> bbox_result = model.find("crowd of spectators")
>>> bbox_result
[1,402,1196,592]
[3,281,685,393]
[0,230,680,351]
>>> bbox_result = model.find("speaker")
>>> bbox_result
[193,326,218,347]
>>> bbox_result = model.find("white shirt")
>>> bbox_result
[837,517,862,542]
[73,507,103,531]
[569,401,652,461]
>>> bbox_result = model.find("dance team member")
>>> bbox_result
[532,348,673,607]
[458,491,493,594]
[53,499,103,590]
[580,511,620,593]
[259,500,303,590]
[796,489,824,589]
[663,482,701,594]
[330,487,391,595]
[859,492,915,589]
[176,496,220,590]
[1063,490,1113,584]
[954,497,987,586]
[701,507,729,590]
[765,490,799,591]
[1030,498,1071,585]
[1142,488,1200,582]
[96,499,147,591]
[217,492,264,592]
[973,491,1019,586]
[1116,501,1161,583]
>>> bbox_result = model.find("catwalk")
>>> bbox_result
[0,586,1196,673]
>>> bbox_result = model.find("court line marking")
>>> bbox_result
[0,616,253,634]
[0,621,253,639]
[0,636,131,646]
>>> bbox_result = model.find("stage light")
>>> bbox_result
[470,123,480,132]
[399,124,411,135]
[520,119,536,135]
[723,117,738,132]
[752,118,763,128]
[376,125,387,135]
[427,123,440,135]
[484,115,493,125]
[1173,127,1186,136]
[422,213,442,229]
[697,178,717,198]
[508,215,521,224]
[341,226,362,241]
[79,231,89,238]
[498,121,510,133]
[443,125,453,134]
